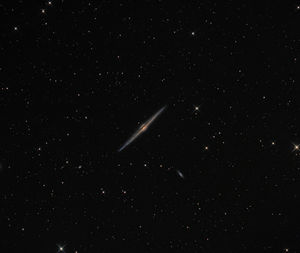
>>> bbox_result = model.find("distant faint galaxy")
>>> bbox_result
[176,170,185,179]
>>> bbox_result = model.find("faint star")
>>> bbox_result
[41,9,45,13]
[14,26,18,31]
[271,141,275,145]
[204,146,209,150]
[191,31,195,36]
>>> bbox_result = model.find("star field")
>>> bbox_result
[0,0,299,252]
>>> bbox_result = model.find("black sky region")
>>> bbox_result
[0,0,299,252]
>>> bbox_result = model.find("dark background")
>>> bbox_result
[0,0,299,252]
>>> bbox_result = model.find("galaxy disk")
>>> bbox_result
[118,105,167,152]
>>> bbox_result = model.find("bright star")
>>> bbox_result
[57,245,65,252]
[293,143,299,152]
[193,105,200,113]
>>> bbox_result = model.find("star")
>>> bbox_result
[57,245,65,252]
[293,144,299,152]
[41,9,46,14]
[193,105,200,113]
[191,31,195,36]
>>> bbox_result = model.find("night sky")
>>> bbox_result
[1,0,299,252]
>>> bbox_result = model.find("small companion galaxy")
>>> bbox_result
[0,1,299,252]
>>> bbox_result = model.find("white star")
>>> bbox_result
[57,245,65,252]
[193,105,200,113]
